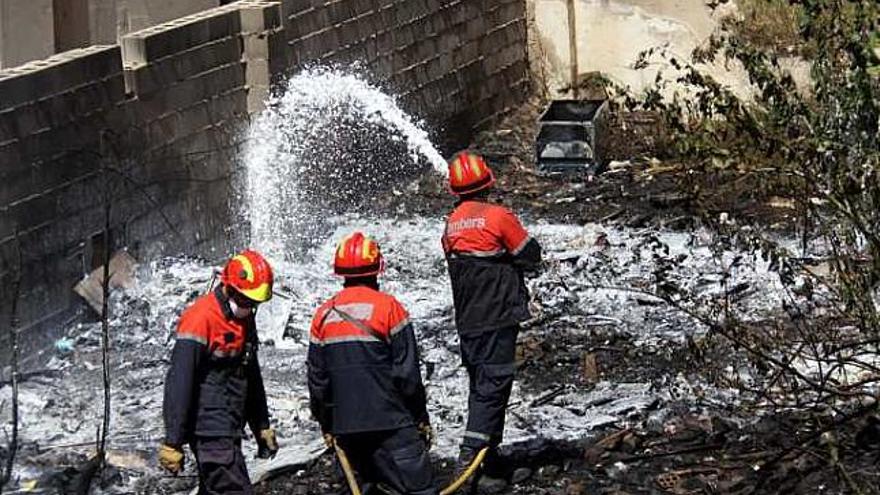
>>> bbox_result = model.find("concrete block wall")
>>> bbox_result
[282,0,529,144]
[0,45,127,351]
[0,0,56,69]
[0,1,224,69]
[0,0,528,355]
[0,1,283,356]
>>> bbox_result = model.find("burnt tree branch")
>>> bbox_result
[1,232,23,491]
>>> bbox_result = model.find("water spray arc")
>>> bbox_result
[242,68,448,261]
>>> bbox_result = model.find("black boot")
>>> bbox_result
[475,449,509,493]
[449,446,483,489]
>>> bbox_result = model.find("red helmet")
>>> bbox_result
[448,152,495,195]
[221,249,274,303]
[334,232,384,277]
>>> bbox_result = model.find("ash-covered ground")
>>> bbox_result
[5,92,876,494]
[0,205,799,494]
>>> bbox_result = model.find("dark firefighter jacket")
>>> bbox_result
[163,287,270,446]
[442,200,542,333]
[307,285,429,435]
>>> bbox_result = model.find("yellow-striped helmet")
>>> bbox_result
[448,151,495,195]
[221,249,274,303]
[334,232,384,277]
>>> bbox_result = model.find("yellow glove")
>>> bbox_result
[323,433,335,448]
[417,422,434,449]
[257,428,279,459]
[158,443,184,474]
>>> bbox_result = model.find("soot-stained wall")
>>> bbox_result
[0,0,529,358]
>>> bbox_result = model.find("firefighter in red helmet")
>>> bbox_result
[308,232,437,494]
[442,152,542,483]
[159,249,279,494]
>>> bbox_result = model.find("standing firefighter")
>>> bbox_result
[159,250,279,494]
[441,152,542,479]
[308,232,437,495]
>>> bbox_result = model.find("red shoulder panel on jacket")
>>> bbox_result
[443,201,530,256]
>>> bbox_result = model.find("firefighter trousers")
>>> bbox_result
[459,325,518,451]
[191,437,253,495]
[336,426,437,495]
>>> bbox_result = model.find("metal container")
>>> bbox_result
[536,99,609,174]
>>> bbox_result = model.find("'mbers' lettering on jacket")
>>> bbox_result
[445,216,487,234]
[442,201,532,258]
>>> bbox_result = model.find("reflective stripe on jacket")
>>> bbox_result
[308,285,429,435]
[442,200,542,333]
[163,287,270,446]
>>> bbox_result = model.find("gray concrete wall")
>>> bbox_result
[0,0,56,69]
[0,0,529,357]
[0,2,279,356]
[284,0,529,141]
[0,1,219,67]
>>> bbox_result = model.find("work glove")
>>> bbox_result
[417,422,434,450]
[323,432,335,448]
[158,443,184,475]
[256,428,279,459]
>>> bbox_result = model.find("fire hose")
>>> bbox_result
[331,440,489,495]
[332,438,363,495]
[439,447,489,495]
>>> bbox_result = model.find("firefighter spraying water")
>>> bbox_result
[441,152,543,491]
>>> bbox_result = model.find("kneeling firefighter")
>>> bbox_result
[159,249,279,494]
[308,232,437,495]
[442,152,542,480]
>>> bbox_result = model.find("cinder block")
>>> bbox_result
[147,112,182,147]
[376,3,395,27]
[352,0,375,16]
[453,40,479,66]
[243,36,271,59]
[283,0,312,20]
[339,21,361,47]
[121,7,242,65]
[393,22,416,48]
[208,88,248,118]
[266,32,289,70]
[448,1,469,26]
[245,59,272,87]
[376,31,393,55]
[0,46,122,110]
[0,141,24,175]
[437,31,461,53]
[126,37,243,97]
[416,37,439,61]
[428,9,451,33]
[288,7,331,38]
[426,55,449,81]
[239,1,282,33]
[0,110,19,144]
[495,1,525,24]
[178,101,212,134]
[363,37,379,61]
[0,192,59,241]
[319,28,342,53]
[371,55,394,78]
[247,85,271,113]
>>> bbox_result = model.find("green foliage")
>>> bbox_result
[624,0,880,331]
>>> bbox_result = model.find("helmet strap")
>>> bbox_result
[228,298,254,319]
